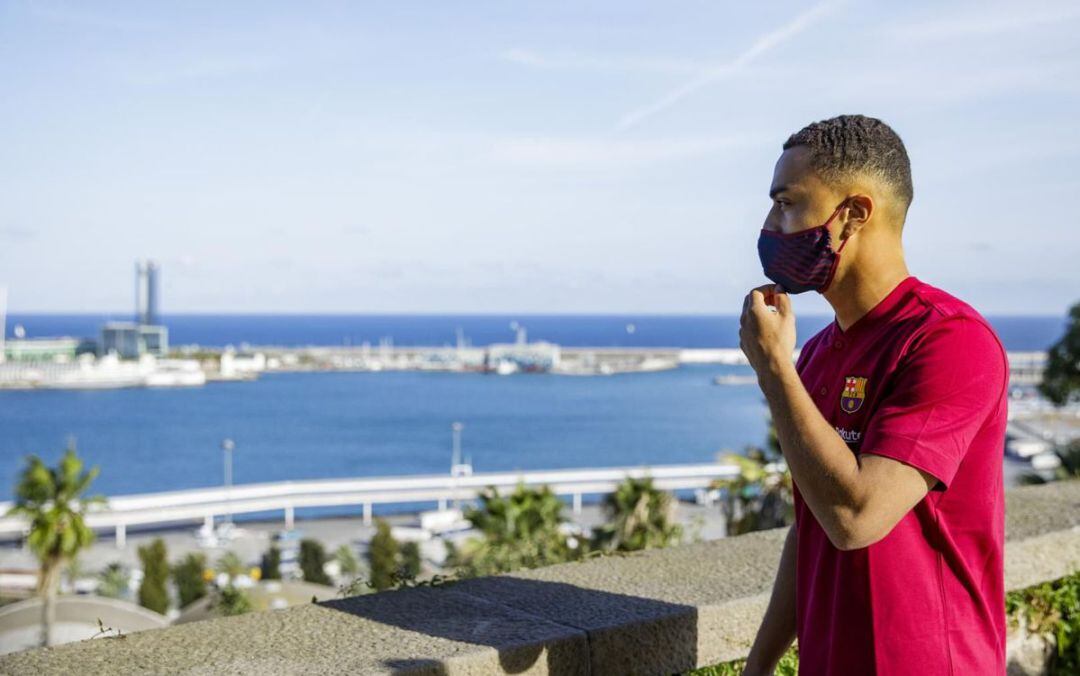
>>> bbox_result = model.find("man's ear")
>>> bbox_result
[843,194,873,238]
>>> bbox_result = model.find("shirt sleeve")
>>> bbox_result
[859,316,1007,491]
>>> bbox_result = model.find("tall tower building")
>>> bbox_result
[146,260,160,326]
[109,260,167,358]
[135,260,160,326]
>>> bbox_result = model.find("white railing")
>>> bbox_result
[0,462,770,547]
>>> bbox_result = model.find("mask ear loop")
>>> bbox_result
[819,198,852,293]
[832,198,853,253]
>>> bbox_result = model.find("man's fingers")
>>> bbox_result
[743,283,784,321]
[750,288,775,314]
[774,287,793,315]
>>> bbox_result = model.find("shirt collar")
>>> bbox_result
[831,275,919,340]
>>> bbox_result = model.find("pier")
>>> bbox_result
[0,342,1050,388]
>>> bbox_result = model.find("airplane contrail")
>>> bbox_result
[615,1,843,132]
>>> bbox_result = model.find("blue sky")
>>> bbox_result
[1,1,1078,315]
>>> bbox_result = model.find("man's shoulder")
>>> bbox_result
[905,278,1004,350]
[899,280,1009,391]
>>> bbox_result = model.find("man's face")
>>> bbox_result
[764,146,845,235]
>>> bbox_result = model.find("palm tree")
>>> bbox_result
[6,447,103,646]
[451,482,576,576]
[335,544,360,578]
[591,476,683,552]
[711,445,794,536]
[97,562,129,600]
[216,551,247,583]
[708,412,795,537]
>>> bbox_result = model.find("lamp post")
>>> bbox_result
[449,422,465,510]
[222,438,235,524]
[451,422,463,474]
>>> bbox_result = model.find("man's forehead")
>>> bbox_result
[770,146,818,195]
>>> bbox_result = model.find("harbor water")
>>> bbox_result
[0,314,1066,505]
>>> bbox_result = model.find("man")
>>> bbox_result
[739,115,1009,675]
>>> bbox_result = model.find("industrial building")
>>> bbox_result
[100,259,169,358]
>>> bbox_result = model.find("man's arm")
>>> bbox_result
[743,525,798,676]
[757,360,936,550]
[740,286,937,551]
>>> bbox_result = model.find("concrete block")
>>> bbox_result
[453,527,790,674]
[0,586,588,675]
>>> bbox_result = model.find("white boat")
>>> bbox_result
[1,353,208,390]
[39,354,144,389]
[145,359,207,387]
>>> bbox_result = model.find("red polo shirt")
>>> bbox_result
[792,275,1009,675]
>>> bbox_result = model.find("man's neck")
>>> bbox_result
[824,262,911,332]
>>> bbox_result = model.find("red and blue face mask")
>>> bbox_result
[756,199,850,294]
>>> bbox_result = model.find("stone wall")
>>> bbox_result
[3,480,1078,675]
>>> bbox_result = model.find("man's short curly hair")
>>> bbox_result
[784,114,913,212]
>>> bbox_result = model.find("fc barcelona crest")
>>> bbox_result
[841,376,867,414]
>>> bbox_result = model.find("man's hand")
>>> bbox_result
[739,283,797,375]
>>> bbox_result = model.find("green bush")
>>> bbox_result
[214,585,252,617]
[260,546,282,581]
[1038,300,1080,406]
[367,519,399,591]
[401,541,421,579]
[172,553,207,608]
[1007,567,1080,674]
[137,538,169,614]
[299,539,331,585]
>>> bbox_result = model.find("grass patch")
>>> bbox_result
[1006,567,1080,675]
